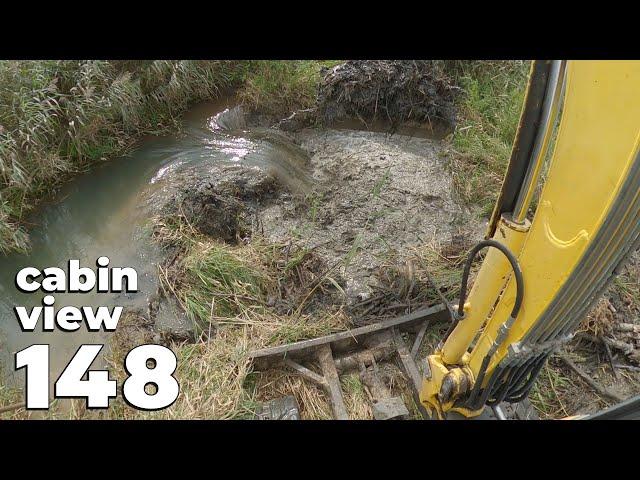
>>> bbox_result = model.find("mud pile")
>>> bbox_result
[260,128,484,303]
[162,164,281,243]
[316,61,459,131]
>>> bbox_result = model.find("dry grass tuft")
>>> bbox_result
[580,297,616,338]
[101,214,351,419]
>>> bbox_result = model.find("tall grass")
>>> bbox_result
[238,60,341,115]
[446,61,530,216]
[0,60,335,254]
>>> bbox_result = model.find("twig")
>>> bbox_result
[423,268,454,320]
[0,402,25,415]
[600,335,618,380]
[613,364,640,372]
[576,332,635,355]
[615,323,640,334]
[294,260,343,316]
[557,354,624,403]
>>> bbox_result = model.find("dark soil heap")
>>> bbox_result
[161,164,281,244]
[316,61,459,131]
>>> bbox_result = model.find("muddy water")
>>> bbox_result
[331,118,451,140]
[0,99,311,386]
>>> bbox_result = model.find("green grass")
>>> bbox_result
[371,168,391,198]
[238,60,341,115]
[447,61,531,216]
[529,360,575,418]
[414,243,472,304]
[180,242,266,325]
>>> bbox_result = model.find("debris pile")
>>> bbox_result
[316,60,459,131]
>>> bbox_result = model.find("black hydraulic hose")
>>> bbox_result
[490,361,532,406]
[505,355,547,402]
[468,364,506,411]
[443,239,524,344]
[457,240,525,409]
[502,356,537,397]
[457,239,524,320]
[488,365,520,405]
[465,354,493,408]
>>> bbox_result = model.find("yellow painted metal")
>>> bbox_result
[441,215,529,365]
[421,354,451,418]
[469,60,640,376]
[420,60,640,415]
[421,356,480,418]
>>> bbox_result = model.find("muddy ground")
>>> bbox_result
[138,61,640,419]
[146,118,640,419]
[259,128,484,304]
[145,120,481,326]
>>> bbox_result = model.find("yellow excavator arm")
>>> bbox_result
[420,60,640,418]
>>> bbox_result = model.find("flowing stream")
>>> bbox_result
[0,99,311,385]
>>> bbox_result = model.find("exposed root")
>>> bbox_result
[317,61,459,131]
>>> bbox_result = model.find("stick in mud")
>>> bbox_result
[557,354,624,404]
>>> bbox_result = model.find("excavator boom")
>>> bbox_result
[420,60,640,417]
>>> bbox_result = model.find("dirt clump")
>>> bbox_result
[315,61,459,132]
[160,164,282,244]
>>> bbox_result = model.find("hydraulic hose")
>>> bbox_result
[455,239,524,409]
[457,239,524,320]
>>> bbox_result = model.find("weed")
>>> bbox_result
[529,361,574,418]
[447,61,530,217]
[238,60,341,116]
[371,168,391,198]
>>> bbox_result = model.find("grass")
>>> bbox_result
[0,60,338,254]
[529,360,575,419]
[130,216,348,419]
[410,238,480,305]
[341,373,373,420]
[0,367,24,419]
[612,258,640,308]
[178,242,267,326]
[447,61,530,217]
[238,60,341,115]
[371,168,391,198]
